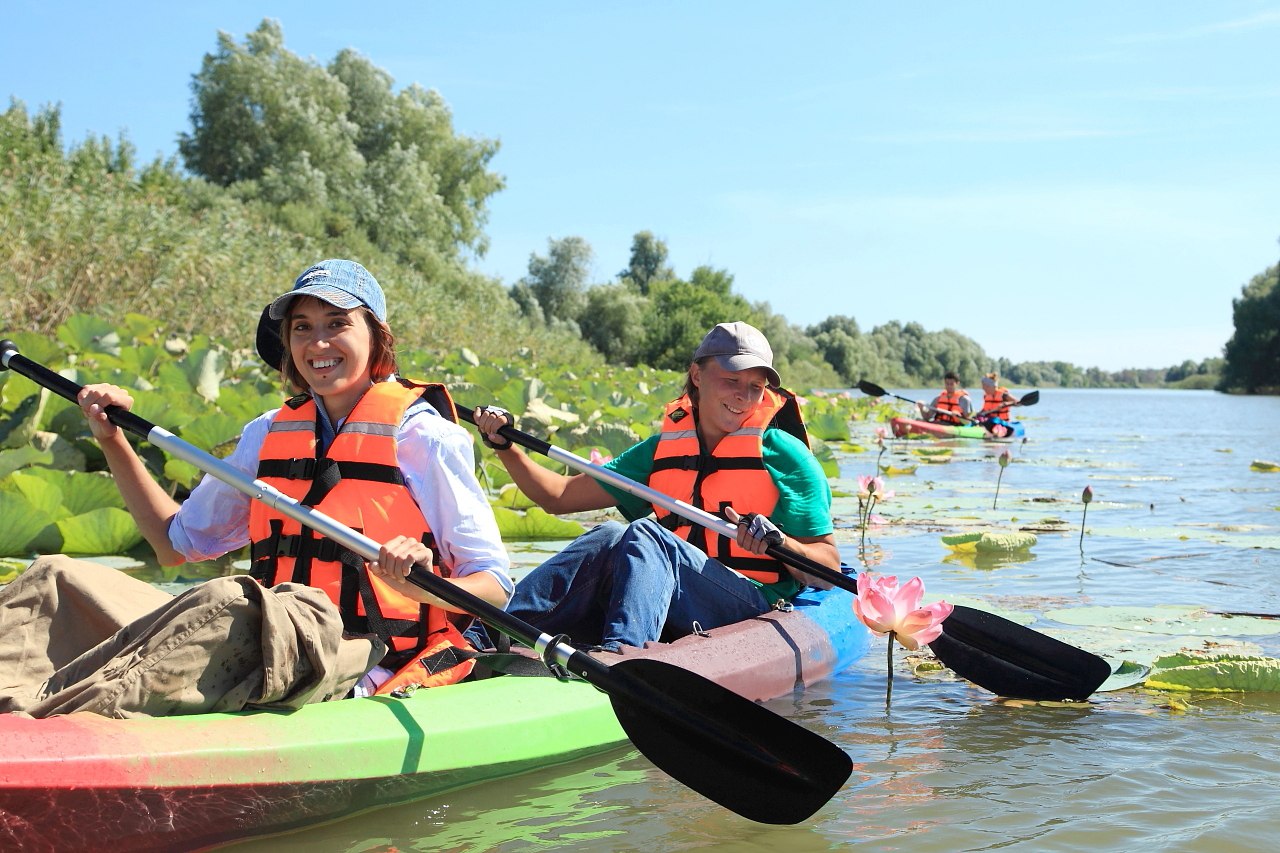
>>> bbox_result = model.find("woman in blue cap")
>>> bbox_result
[0,260,510,716]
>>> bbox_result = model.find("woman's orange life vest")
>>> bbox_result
[648,389,804,585]
[933,388,968,425]
[247,380,474,691]
[983,387,1011,422]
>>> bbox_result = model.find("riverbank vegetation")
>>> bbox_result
[0,19,1269,391]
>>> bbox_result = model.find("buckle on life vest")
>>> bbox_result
[287,458,315,480]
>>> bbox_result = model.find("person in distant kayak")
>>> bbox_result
[0,260,511,717]
[918,371,972,425]
[976,372,1022,437]
[426,321,840,654]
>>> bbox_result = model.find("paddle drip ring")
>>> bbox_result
[537,633,574,681]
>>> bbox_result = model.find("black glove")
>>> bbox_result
[477,406,514,450]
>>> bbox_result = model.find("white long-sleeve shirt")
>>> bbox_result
[167,393,513,595]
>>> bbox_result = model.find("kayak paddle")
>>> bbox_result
[0,340,853,826]
[457,403,1111,702]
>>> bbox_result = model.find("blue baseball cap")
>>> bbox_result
[268,259,387,324]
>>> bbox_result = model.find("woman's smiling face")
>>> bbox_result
[691,359,769,447]
[286,295,374,421]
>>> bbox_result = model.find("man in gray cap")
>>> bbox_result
[471,320,838,654]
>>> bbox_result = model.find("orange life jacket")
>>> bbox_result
[648,389,806,585]
[247,380,473,691]
[933,388,968,425]
[983,387,1011,422]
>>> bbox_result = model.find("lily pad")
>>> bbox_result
[1251,460,1280,472]
[1145,655,1280,693]
[492,506,587,540]
[1044,604,1280,638]
[54,507,143,555]
[941,531,1036,553]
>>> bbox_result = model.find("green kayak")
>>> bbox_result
[0,585,869,851]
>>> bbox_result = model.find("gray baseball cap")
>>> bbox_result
[268,259,387,324]
[691,321,781,386]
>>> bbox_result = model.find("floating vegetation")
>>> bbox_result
[1251,460,1280,472]
[1144,653,1280,693]
[941,531,1037,553]
[882,464,918,476]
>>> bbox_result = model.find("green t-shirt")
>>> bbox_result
[600,428,832,603]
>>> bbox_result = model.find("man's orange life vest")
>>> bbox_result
[247,380,473,690]
[933,388,968,425]
[648,389,806,585]
[983,387,1011,422]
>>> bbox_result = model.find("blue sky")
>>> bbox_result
[6,2,1279,370]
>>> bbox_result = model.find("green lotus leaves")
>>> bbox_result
[492,507,587,540]
[941,532,983,549]
[1144,654,1280,693]
[0,470,142,556]
[941,531,1036,552]
[1045,604,1280,638]
[1251,460,1279,473]
[0,492,54,556]
[53,507,143,555]
[0,446,54,480]
[493,483,537,509]
[805,410,850,442]
[57,314,120,356]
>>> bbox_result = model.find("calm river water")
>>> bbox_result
[234,388,1280,853]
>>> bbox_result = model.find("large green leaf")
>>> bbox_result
[805,410,850,442]
[0,391,48,449]
[57,315,121,356]
[0,445,54,480]
[1145,655,1280,693]
[493,507,587,540]
[183,345,225,402]
[179,411,246,455]
[1,471,68,519]
[10,469,124,514]
[55,507,144,555]
[0,492,55,556]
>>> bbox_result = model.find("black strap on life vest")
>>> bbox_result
[767,388,810,447]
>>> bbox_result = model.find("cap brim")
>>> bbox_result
[715,355,781,387]
[267,285,364,320]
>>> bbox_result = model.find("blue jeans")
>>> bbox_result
[506,519,771,652]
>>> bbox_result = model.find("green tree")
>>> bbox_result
[518,236,594,327]
[619,230,674,295]
[1219,262,1280,393]
[638,266,755,371]
[178,19,502,268]
[580,282,648,363]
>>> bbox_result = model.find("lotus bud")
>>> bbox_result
[1082,485,1094,504]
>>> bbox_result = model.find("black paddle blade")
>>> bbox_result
[256,305,285,372]
[930,605,1111,701]
[1020,390,1040,406]
[856,379,887,397]
[601,658,852,824]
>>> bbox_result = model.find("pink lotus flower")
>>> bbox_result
[853,573,953,651]
[875,426,889,440]
[856,474,885,499]
[589,448,613,465]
